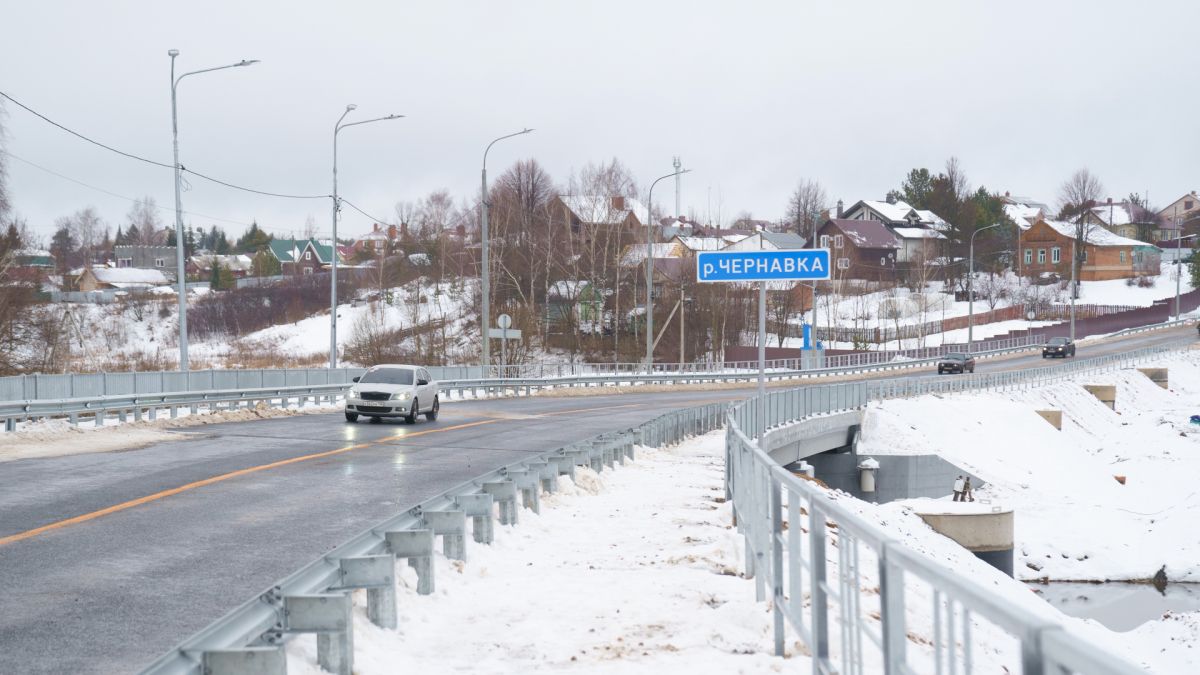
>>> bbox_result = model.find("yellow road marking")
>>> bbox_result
[0,419,499,547]
[0,401,671,547]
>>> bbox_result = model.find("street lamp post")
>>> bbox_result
[967,222,1002,352]
[168,49,258,372]
[645,168,690,368]
[480,129,533,372]
[330,107,404,369]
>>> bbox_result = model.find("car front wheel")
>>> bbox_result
[345,412,358,422]
[405,399,419,425]
[425,396,439,422]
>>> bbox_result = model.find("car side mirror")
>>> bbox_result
[417,379,429,386]
[352,376,360,383]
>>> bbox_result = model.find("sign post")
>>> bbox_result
[494,313,514,375]
[696,249,832,438]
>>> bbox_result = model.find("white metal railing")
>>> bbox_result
[725,339,1191,674]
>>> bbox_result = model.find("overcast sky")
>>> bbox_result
[2,0,1197,243]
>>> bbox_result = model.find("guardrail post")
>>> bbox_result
[550,453,576,481]
[333,554,397,630]
[422,510,467,561]
[526,460,557,493]
[201,647,286,675]
[770,476,785,657]
[283,593,353,675]
[455,493,495,544]
[4,417,15,432]
[384,529,435,594]
[879,548,907,675]
[482,480,519,525]
[810,505,831,669]
[506,469,541,514]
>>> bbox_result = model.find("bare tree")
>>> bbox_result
[126,196,165,245]
[64,207,104,266]
[786,179,827,242]
[1057,168,1104,219]
[1058,169,1104,299]
[302,214,319,239]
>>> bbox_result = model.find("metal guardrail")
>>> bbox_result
[1,334,1050,432]
[723,340,1192,674]
[140,402,727,675]
[0,334,1055,403]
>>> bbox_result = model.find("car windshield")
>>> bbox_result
[359,368,414,385]
[1048,338,1069,345]
[944,353,968,360]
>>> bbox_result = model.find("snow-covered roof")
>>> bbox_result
[1004,204,1043,230]
[548,280,594,298]
[559,195,649,226]
[620,242,681,267]
[673,236,727,252]
[1042,220,1153,248]
[847,199,951,232]
[1089,202,1157,227]
[191,254,253,272]
[893,227,948,240]
[91,267,170,285]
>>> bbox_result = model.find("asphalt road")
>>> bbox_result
[0,326,1192,674]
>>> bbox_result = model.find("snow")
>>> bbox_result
[91,267,170,285]
[285,433,783,674]
[283,414,1200,673]
[892,227,946,240]
[1004,203,1043,230]
[559,195,649,226]
[1043,220,1153,248]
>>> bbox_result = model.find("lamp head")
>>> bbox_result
[168,49,179,57]
[385,114,404,120]
[521,128,534,134]
[238,59,260,67]
[346,104,358,112]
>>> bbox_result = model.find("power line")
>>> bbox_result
[1,148,330,237]
[339,197,390,225]
[0,89,330,200]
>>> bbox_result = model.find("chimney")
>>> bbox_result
[373,222,381,233]
[836,199,844,218]
[400,222,408,239]
[387,224,397,240]
[1004,191,1010,197]
[611,195,626,211]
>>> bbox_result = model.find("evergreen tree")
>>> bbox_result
[235,220,272,253]
[209,261,222,290]
[114,225,125,246]
[50,226,76,273]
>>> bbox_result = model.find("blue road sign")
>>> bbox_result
[695,249,832,282]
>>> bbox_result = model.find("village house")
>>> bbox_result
[840,198,952,233]
[554,195,648,237]
[1159,190,1200,236]
[353,223,400,255]
[1020,218,1160,281]
[267,238,341,275]
[112,245,178,281]
[1083,199,1167,243]
[816,219,901,282]
[74,266,171,292]
[187,254,254,279]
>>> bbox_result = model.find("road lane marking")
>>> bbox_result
[0,401,664,547]
[0,419,500,547]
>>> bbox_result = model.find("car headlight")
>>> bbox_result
[392,391,411,401]
[349,388,359,397]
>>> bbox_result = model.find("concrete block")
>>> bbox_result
[1083,384,1117,410]
[1036,410,1063,430]
[1137,368,1168,389]
[916,507,1014,576]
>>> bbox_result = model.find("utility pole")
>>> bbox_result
[673,156,682,219]
[480,129,533,371]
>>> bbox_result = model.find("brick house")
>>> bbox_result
[554,195,648,237]
[816,219,901,281]
[1083,200,1164,243]
[1159,190,1199,236]
[353,223,399,255]
[1020,219,1160,281]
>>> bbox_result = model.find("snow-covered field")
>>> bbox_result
[859,349,1200,584]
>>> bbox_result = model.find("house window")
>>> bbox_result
[837,258,850,270]
[1037,249,1046,264]
[118,258,132,268]
[1082,249,1088,262]
[820,235,831,248]
[1120,250,1126,263]
[305,251,313,261]
[1187,200,1194,210]
[1024,249,1032,265]
[155,258,165,268]
[1051,247,1061,264]
[303,267,314,275]
[834,235,844,249]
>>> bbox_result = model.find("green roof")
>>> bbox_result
[268,238,336,264]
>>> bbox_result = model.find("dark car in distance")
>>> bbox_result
[937,352,975,374]
[1042,337,1076,358]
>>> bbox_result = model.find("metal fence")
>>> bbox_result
[723,340,1192,673]
[140,402,727,675]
